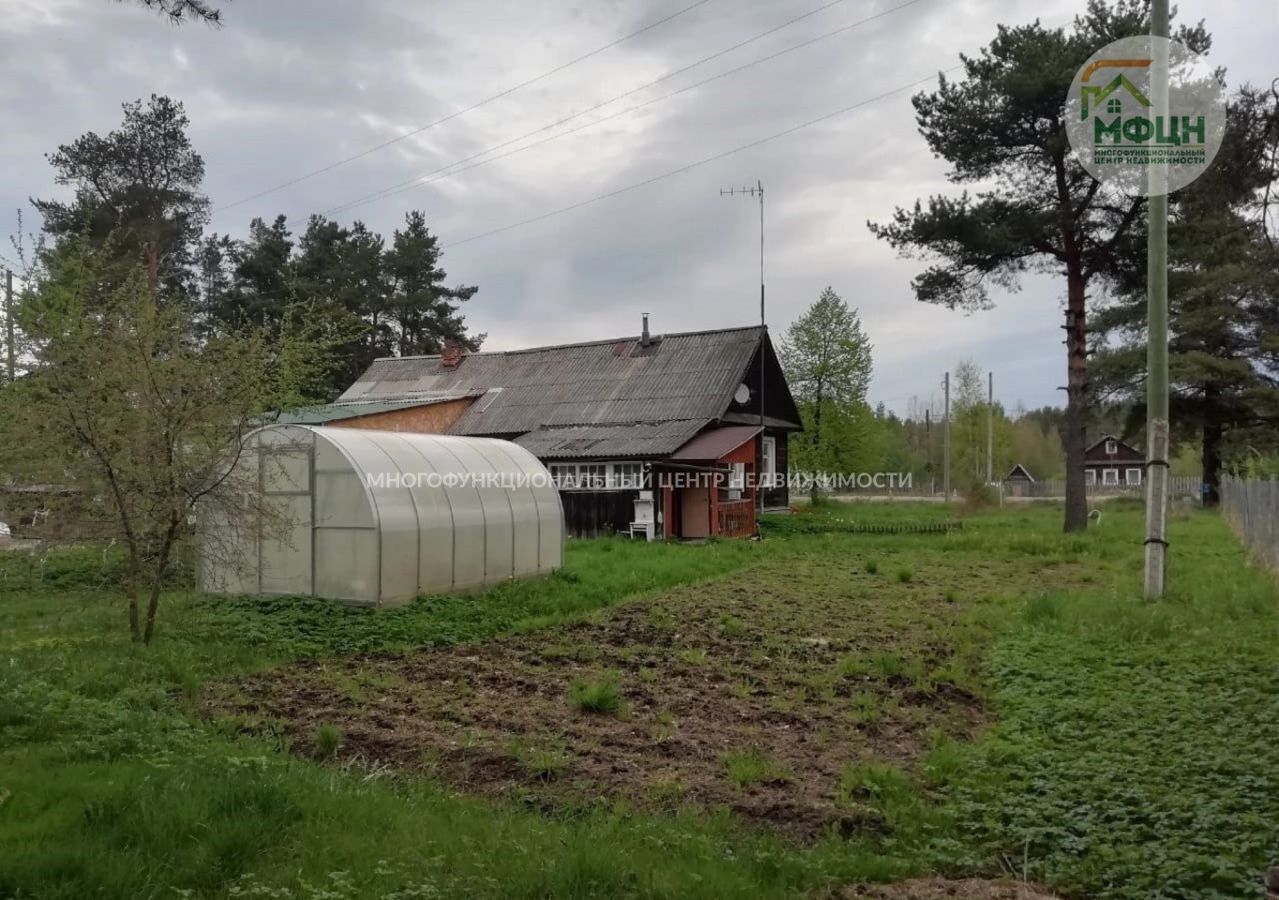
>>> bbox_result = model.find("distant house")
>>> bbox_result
[294,320,803,539]
[1084,434,1145,489]
[1002,463,1035,497]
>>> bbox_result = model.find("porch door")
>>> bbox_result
[680,486,711,538]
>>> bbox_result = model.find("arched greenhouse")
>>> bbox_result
[199,424,564,606]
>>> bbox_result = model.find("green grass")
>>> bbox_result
[1,504,1276,899]
[568,676,624,716]
[722,748,791,788]
[312,723,343,760]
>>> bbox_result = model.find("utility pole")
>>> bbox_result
[4,269,14,384]
[720,181,766,512]
[943,372,951,501]
[1145,0,1171,599]
[987,371,994,485]
[925,407,933,496]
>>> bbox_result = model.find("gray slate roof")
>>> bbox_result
[513,420,709,460]
[340,326,769,445]
[273,394,481,425]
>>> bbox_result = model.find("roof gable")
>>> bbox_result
[340,325,800,437]
[1084,433,1145,462]
[1004,463,1035,482]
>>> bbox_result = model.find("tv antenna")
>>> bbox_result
[719,180,765,327]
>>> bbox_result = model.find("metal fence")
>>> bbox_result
[1221,475,1279,572]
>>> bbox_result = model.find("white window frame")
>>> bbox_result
[549,463,577,489]
[1105,439,1117,456]
[1126,467,1143,486]
[726,462,746,501]
[1085,469,1097,486]
[550,461,644,491]
[612,462,644,490]
[1102,468,1120,486]
[761,436,777,489]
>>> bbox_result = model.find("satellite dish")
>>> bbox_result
[734,383,751,405]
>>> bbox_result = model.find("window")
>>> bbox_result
[549,464,576,489]
[761,436,777,489]
[578,464,606,490]
[613,462,644,489]
[549,461,643,491]
[1105,439,1117,456]
[1126,467,1143,486]
[727,462,746,501]
[1086,469,1097,486]
[1102,468,1119,486]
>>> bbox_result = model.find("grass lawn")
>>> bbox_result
[1,502,1276,899]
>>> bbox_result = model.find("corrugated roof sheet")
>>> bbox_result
[670,425,761,461]
[339,326,766,438]
[273,394,479,425]
[514,419,709,459]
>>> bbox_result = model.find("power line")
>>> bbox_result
[326,0,926,217]
[215,0,717,213]
[442,65,961,250]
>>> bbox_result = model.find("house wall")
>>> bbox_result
[560,490,640,538]
[1086,462,1145,487]
[330,397,475,434]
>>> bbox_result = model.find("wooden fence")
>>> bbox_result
[1018,476,1203,499]
[1221,476,1279,572]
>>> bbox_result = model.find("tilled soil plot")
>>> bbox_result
[207,550,1079,838]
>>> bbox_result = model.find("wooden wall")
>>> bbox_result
[332,397,475,434]
[560,490,639,539]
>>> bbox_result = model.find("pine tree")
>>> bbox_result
[1093,88,1279,504]
[869,2,1209,532]
[384,211,480,357]
[33,95,209,305]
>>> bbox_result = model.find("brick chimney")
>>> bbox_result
[440,340,464,368]
[640,313,651,347]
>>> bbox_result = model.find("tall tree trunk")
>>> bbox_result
[1201,412,1223,509]
[143,523,179,644]
[1062,263,1090,533]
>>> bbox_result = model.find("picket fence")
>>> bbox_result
[1221,475,1279,573]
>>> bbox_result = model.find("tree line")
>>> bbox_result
[26,94,482,401]
[0,94,482,642]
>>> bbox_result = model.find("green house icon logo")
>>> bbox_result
[1079,65,1152,120]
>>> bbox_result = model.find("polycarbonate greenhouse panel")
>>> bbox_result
[198,424,564,607]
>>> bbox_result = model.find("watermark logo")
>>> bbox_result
[1065,35,1224,196]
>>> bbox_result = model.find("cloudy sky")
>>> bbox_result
[0,0,1272,413]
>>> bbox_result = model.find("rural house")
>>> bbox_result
[1084,433,1146,489]
[1002,463,1035,497]
[288,320,803,539]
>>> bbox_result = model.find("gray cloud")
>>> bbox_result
[0,0,1270,413]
